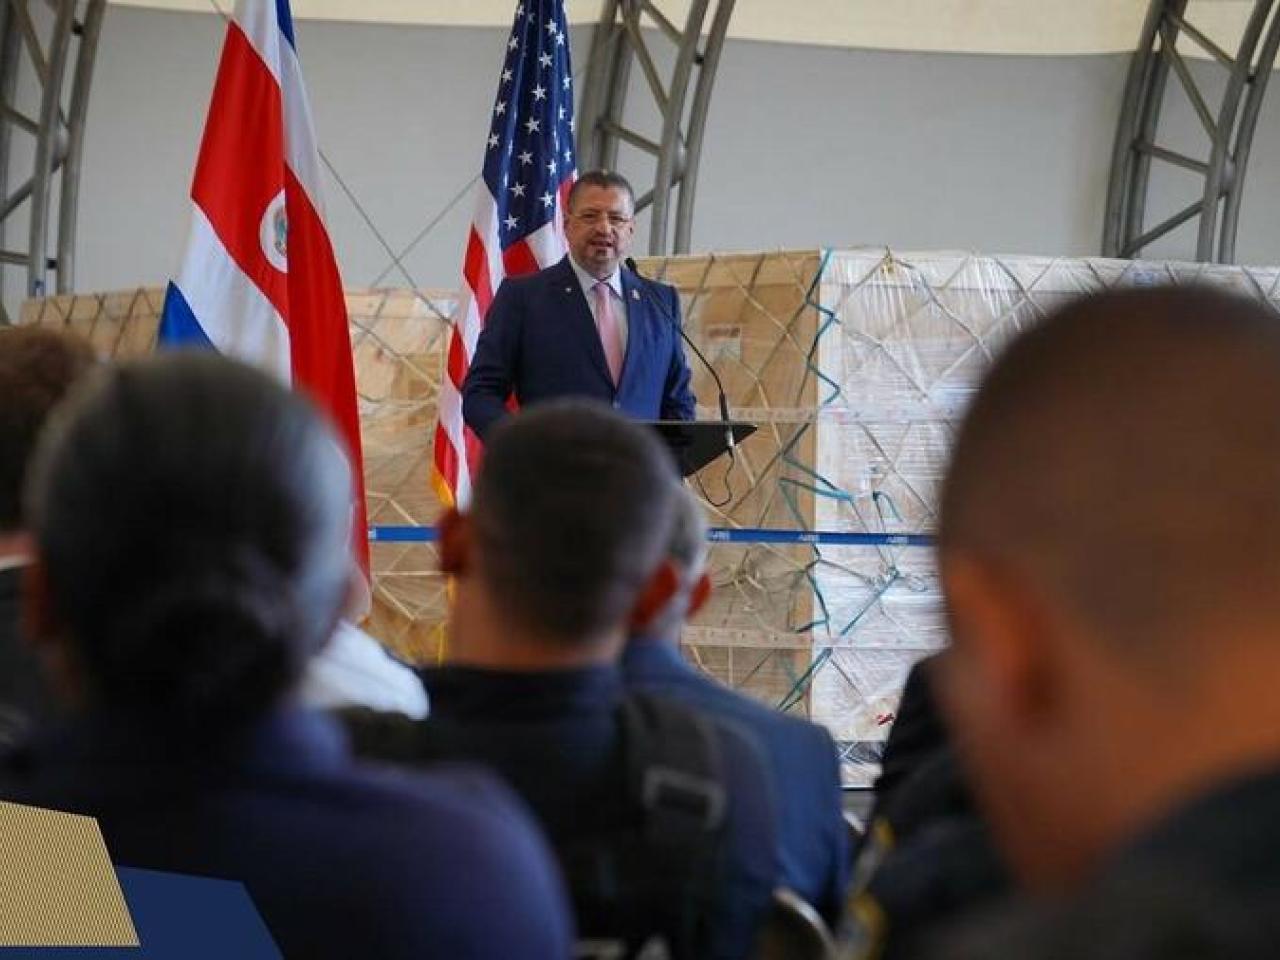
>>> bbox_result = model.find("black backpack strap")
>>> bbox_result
[338,706,429,763]
[615,692,729,957]
[620,693,727,838]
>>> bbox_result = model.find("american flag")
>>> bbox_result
[433,0,577,506]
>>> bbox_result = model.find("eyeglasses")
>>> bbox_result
[570,210,633,228]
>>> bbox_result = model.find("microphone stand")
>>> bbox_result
[625,257,736,457]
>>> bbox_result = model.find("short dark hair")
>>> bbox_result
[471,399,679,645]
[0,326,95,532]
[940,285,1280,652]
[568,170,635,212]
[26,352,353,725]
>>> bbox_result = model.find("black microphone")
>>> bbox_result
[625,257,735,454]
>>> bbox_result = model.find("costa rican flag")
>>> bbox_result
[159,0,369,584]
[432,0,577,507]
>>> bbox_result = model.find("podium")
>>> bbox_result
[641,420,757,478]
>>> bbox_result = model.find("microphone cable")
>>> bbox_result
[625,257,738,507]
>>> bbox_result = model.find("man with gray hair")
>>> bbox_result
[623,483,851,926]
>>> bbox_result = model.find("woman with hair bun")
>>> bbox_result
[6,352,571,959]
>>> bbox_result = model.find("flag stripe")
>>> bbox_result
[190,22,290,321]
[279,40,327,219]
[432,419,459,502]
[501,239,538,279]
[274,0,296,48]
[235,0,283,85]
[156,281,215,348]
[283,165,370,575]
[461,227,495,320]
[171,204,293,383]
[526,216,568,270]
[446,326,470,394]
[473,196,504,313]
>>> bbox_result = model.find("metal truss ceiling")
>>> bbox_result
[0,0,104,323]
[1104,0,1280,263]
[578,0,735,255]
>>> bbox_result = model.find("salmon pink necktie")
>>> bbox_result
[593,280,624,386]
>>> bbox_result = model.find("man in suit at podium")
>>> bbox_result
[463,170,696,440]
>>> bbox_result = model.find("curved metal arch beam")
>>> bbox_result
[1219,7,1280,262]
[1103,0,1280,263]
[579,0,628,175]
[647,0,707,254]
[56,0,106,293]
[27,0,75,298]
[578,0,736,256]
[0,0,103,319]
[1194,0,1273,258]
[0,3,20,323]
[1102,0,1180,257]
[674,0,734,253]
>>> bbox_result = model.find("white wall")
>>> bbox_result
[58,5,1280,304]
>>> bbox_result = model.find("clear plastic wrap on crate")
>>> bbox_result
[24,250,1280,786]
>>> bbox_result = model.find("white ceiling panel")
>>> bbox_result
[107,1,1263,57]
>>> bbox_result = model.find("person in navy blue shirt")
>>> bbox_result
[347,400,777,959]
[3,353,572,959]
[463,170,696,439]
[623,484,851,926]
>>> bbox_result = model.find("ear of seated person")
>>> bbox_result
[1,353,571,960]
[344,400,780,960]
[622,483,852,930]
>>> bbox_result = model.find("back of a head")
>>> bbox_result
[644,482,709,641]
[941,284,1280,655]
[0,326,95,533]
[471,400,679,646]
[26,352,353,725]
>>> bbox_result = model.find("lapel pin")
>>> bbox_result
[565,286,573,293]
[632,290,640,301]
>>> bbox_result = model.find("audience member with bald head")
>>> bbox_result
[931,285,1280,956]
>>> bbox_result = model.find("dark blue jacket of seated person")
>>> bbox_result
[0,708,573,959]
[461,256,696,440]
[621,638,851,926]
[346,664,778,960]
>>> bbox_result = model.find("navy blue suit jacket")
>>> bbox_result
[1,709,572,959]
[347,665,778,960]
[621,639,851,926]
[463,256,697,439]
